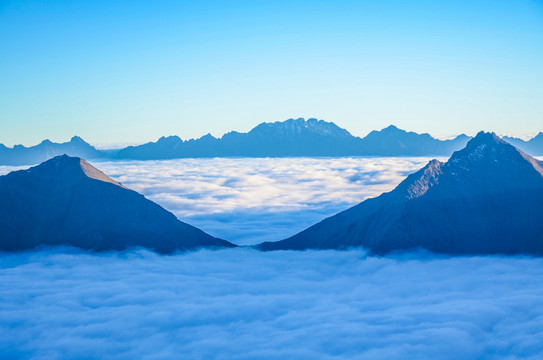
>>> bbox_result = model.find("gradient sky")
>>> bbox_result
[1,0,542,147]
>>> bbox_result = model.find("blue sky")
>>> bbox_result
[1,0,542,147]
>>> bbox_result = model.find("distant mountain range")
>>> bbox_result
[114,119,472,159]
[2,135,543,256]
[503,133,543,156]
[0,136,103,166]
[1,119,542,165]
[0,155,235,252]
[259,132,543,255]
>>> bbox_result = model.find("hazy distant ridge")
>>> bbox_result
[114,118,473,159]
[2,119,542,165]
[502,133,543,156]
[0,136,103,166]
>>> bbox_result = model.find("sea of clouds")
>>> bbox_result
[2,157,543,359]
[1,248,543,359]
[93,157,440,244]
[0,157,439,246]
[1,157,435,244]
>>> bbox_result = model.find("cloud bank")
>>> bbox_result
[2,157,543,359]
[3,157,432,244]
[4,156,541,245]
[1,249,542,359]
[94,157,439,244]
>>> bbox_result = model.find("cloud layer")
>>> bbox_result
[93,157,439,244]
[1,249,542,359]
[4,156,542,245]
[2,157,543,359]
[3,157,431,244]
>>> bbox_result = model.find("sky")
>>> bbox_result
[1,0,542,147]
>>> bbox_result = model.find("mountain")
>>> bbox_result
[115,118,362,158]
[3,122,540,162]
[217,118,362,157]
[114,119,471,159]
[503,133,543,156]
[0,136,104,166]
[114,133,223,159]
[0,155,235,252]
[358,125,471,156]
[259,132,543,255]
[114,135,186,160]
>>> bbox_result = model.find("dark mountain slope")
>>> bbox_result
[259,132,543,255]
[0,155,234,252]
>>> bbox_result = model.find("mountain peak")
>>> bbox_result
[250,118,352,138]
[200,133,216,140]
[452,134,471,141]
[158,135,182,143]
[449,132,514,164]
[365,125,407,137]
[260,131,543,255]
[469,131,504,145]
[36,154,80,168]
[70,135,86,143]
[0,156,234,252]
[31,155,125,188]
[443,132,543,187]
[383,125,401,132]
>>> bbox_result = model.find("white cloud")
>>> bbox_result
[2,157,432,244]
[2,157,543,358]
[0,249,542,359]
[3,156,542,245]
[91,157,440,244]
